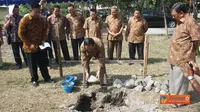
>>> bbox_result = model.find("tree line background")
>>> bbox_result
[16,0,200,20]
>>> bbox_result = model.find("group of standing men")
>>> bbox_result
[1,1,148,88]
[47,4,148,62]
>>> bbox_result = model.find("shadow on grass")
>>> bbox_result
[151,73,168,78]
[105,58,131,60]
[109,74,132,81]
[49,63,78,70]
[0,62,28,70]
[148,58,167,64]
[188,91,200,104]
[49,61,96,70]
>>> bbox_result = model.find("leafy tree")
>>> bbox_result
[19,4,30,16]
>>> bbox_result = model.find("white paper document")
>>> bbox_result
[39,42,51,50]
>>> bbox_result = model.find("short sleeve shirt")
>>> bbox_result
[168,14,200,68]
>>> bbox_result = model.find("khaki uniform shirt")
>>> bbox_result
[83,17,102,39]
[66,13,85,39]
[18,14,49,53]
[47,14,70,41]
[105,15,124,41]
[81,37,105,73]
[126,17,148,43]
[168,14,200,69]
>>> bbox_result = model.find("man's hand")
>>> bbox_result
[110,32,116,37]
[107,29,118,38]
[184,63,194,78]
[189,61,200,76]
[4,17,11,29]
[112,32,121,38]
[115,32,120,37]
[30,44,38,51]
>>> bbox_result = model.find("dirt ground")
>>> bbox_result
[0,36,200,112]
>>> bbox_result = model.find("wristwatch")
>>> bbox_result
[188,75,195,80]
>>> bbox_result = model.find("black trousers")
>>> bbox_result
[47,32,54,59]
[128,42,144,60]
[46,40,54,59]
[26,50,51,82]
[52,40,70,63]
[11,42,27,65]
[71,37,84,60]
[108,40,122,60]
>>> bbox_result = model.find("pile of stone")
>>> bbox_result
[113,75,169,94]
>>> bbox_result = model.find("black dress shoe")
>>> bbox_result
[45,79,56,83]
[100,84,107,90]
[32,81,39,87]
[83,83,89,88]
[16,64,22,69]
[65,58,71,61]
